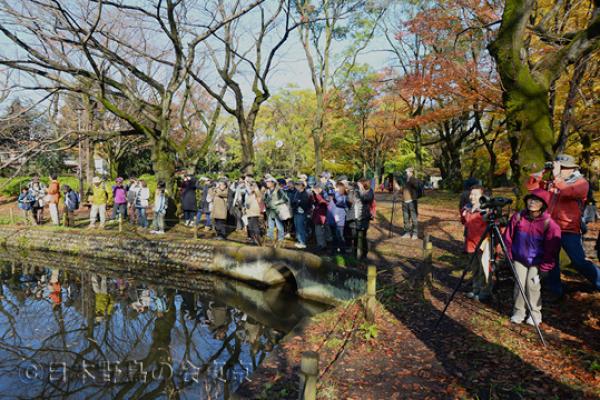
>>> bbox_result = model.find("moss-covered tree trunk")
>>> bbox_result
[501,75,555,196]
[490,0,600,197]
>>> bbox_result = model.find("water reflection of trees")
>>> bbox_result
[0,261,286,399]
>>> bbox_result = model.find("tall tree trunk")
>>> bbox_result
[489,0,600,197]
[580,130,592,179]
[413,128,423,174]
[312,90,325,175]
[239,116,256,175]
[555,56,589,153]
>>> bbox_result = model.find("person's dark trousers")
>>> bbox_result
[183,210,195,222]
[402,200,418,235]
[62,207,74,227]
[344,222,354,249]
[332,224,346,253]
[215,219,227,238]
[348,221,359,257]
[356,229,368,259]
[112,203,127,220]
[294,214,307,245]
[548,232,600,295]
[247,216,262,245]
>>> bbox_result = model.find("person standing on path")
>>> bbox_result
[503,189,561,325]
[88,177,108,229]
[527,153,600,294]
[397,167,420,240]
[111,177,128,221]
[47,174,61,226]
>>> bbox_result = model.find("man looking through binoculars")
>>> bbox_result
[527,154,600,296]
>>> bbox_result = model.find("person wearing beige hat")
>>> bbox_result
[527,153,600,295]
[88,177,108,229]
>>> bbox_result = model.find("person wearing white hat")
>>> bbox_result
[528,153,600,294]
[88,177,108,229]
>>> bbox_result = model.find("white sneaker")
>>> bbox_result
[294,243,306,249]
[150,230,157,234]
[411,234,419,240]
[525,316,541,326]
[156,230,165,235]
[510,315,525,324]
[401,233,411,239]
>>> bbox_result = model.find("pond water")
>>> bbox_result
[0,252,327,399]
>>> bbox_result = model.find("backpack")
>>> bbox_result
[369,198,377,220]
[66,191,80,210]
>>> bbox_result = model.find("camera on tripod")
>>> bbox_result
[479,196,513,210]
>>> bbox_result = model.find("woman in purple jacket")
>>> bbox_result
[503,188,561,326]
[327,181,349,254]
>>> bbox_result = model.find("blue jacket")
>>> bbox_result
[18,192,35,211]
[327,191,348,227]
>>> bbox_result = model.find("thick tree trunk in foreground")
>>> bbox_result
[489,0,600,197]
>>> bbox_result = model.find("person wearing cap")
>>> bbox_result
[126,178,140,224]
[460,185,491,301]
[244,180,263,246]
[135,180,150,228]
[397,167,420,240]
[89,177,109,229]
[150,181,168,234]
[197,177,214,231]
[290,180,312,249]
[503,188,561,325]
[28,176,47,224]
[180,175,198,227]
[212,179,230,240]
[62,184,79,227]
[527,153,600,293]
[346,178,375,260]
[327,180,349,253]
[47,174,61,225]
[111,177,128,221]
[264,177,289,246]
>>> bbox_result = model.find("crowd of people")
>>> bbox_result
[14,154,600,326]
[16,172,378,259]
[460,153,600,327]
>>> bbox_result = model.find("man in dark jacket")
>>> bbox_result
[290,181,312,249]
[395,167,420,240]
[347,179,374,259]
[180,175,197,226]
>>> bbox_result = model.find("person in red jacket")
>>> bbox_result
[527,154,600,295]
[461,185,492,301]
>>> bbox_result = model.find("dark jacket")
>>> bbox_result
[199,184,211,212]
[180,178,198,211]
[290,189,312,215]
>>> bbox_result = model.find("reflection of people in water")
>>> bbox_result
[207,301,230,340]
[91,274,114,322]
[48,268,61,307]
[130,286,168,317]
[180,291,197,321]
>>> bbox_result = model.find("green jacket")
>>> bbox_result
[91,184,109,206]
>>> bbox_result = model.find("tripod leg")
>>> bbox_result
[493,225,547,347]
[435,224,492,329]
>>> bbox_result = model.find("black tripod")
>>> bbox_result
[435,203,547,346]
